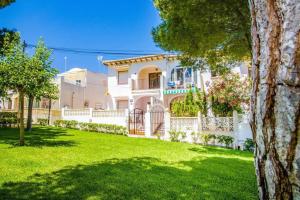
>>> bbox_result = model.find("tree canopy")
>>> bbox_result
[0,0,15,8]
[152,0,251,68]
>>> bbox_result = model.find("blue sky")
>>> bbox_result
[0,0,164,73]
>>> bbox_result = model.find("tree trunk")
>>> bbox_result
[19,91,25,146]
[26,95,34,132]
[48,99,51,125]
[249,0,300,199]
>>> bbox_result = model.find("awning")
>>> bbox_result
[163,87,196,95]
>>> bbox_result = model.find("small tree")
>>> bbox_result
[208,73,250,116]
[0,33,30,145]
[25,39,58,131]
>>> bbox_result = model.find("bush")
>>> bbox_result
[191,132,200,143]
[200,133,216,145]
[169,130,186,142]
[53,120,127,136]
[217,135,234,148]
[244,138,254,151]
[37,118,48,126]
[0,112,18,127]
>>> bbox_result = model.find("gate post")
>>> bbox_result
[197,111,202,132]
[164,110,171,140]
[233,110,239,149]
[145,112,151,138]
[89,108,93,123]
[61,108,65,120]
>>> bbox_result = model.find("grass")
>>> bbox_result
[0,127,257,200]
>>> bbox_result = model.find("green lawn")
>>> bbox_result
[0,127,257,200]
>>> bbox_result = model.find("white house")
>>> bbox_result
[54,68,108,109]
[0,68,108,111]
[103,54,249,112]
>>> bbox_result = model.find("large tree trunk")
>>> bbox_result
[249,0,300,199]
[26,95,34,132]
[19,91,25,146]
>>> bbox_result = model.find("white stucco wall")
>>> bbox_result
[55,68,107,109]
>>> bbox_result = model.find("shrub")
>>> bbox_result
[208,73,250,116]
[53,120,127,136]
[191,132,200,143]
[244,138,254,151]
[0,112,18,127]
[217,135,234,148]
[169,130,186,142]
[37,118,48,126]
[200,133,216,145]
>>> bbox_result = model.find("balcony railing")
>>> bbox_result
[132,78,160,90]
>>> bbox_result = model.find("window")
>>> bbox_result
[149,72,161,89]
[118,70,128,85]
[117,100,128,110]
[76,80,81,85]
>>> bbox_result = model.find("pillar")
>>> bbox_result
[164,110,171,141]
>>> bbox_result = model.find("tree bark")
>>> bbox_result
[249,0,300,199]
[26,95,34,132]
[19,91,25,146]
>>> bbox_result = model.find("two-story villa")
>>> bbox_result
[103,54,248,112]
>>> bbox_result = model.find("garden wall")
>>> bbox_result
[62,108,127,127]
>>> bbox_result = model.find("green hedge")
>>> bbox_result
[37,118,48,126]
[54,120,127,136]
[0,112,18,127]
[168,130,186,142]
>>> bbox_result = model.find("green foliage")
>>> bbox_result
[168,130,186,142]
[0,32,28,93]
[54,120,128,136]
[171,87,207,117]
[26,38,58,100]
[0,28,17,56]
[54,120,78,129]
[191,131,200,143]
[217,135,234,148]
[200,133,216,145]
[208,73,250,116]
[244,138,254,152]
[0,112,18,127]
[153,0,251,69]
[37,118,48,126]
[0,0,15,8]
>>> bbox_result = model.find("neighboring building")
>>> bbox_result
[103,54,249,112]
[54,68,107,109]
[0,68,108,110]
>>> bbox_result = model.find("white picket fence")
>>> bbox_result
[62,108,127,127]
[164,111,251,148]
[61,108,252,148]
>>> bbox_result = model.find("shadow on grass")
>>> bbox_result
[0,127,76,147]
[0,157,257,200]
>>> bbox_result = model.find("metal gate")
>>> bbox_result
[150,106,165,136]
[128,108,145,135]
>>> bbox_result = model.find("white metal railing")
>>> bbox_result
[92,110,125,117]
[64,109,90,116]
